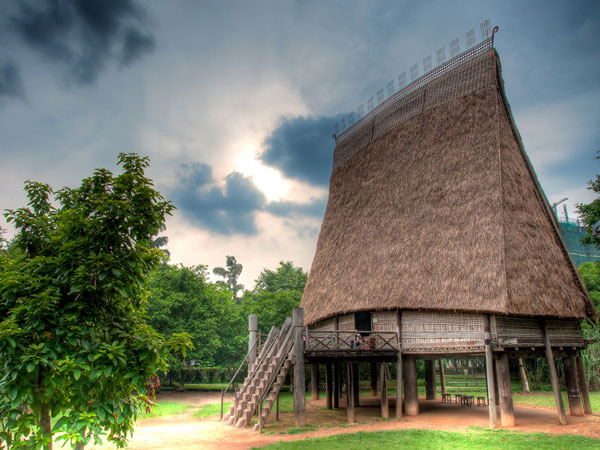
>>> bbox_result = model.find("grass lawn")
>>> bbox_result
[258,428,600,449]
[141,401,193,419]
[514,391,600,412]
[194,391,300,419]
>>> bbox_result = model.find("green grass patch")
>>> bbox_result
[194,401,231,418]
[258,428,600,449]
[514,391,600,412]
[141,401,192,419]
[283,425,319,435]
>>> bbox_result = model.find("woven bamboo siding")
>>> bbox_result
[491,316,584,347]
[372,311,398,332]
[401,311,484,352]
[309,318,337,332]
[337,314,355,331]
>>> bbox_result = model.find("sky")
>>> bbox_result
[1,0,599,289]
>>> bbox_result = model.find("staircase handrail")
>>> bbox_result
[257,325,296,430]
[220,325,278,420]
[234,325,280,402]
[220,336,260,420]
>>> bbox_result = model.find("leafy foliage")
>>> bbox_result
[254,261,308,293]
[577,154,600,249]
[579,262,600,311]
[0,153,173,449]
[213,255,244,301]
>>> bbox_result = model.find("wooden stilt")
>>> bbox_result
[541,319,567,425]
[346,362,355,423]
[396,352,403,418]
[311,363,319,400]
[438,360,446,395]
[517,358,530,393]
[325,363,333,409]
[370,362,378,396]
[404,355,419,416]
[425,360,436,400]
[575,351,592,414]
[563,353,583,416]
[293,308,306,427]
[276,392,279,421]
[248,314,258,367]
[380,363,389,418]
[352,363,360,407]
[495,353,515,426]
[483,315,498,429]
[334,362,340,408]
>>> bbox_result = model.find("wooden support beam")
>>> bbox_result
[425,360,436,400]
[563,353,583,416]
[352,363,360,407]
[438,360,446,395]
[396,352,403,418]
[346,362,355,423]
[380,363,389,419]
[334,362,340,408]
[370,362,378,396]
[541,319,567,425]
[404,355,419,416]
[575,351,592,414]
[495,353,515,427]
[483,315,498,429]
[311,363,319,401]
[325,363,333,409]
[293,308,306,427]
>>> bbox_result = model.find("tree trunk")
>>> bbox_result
[41,403,53,450]
[179,359,185,391]
[518,358,530,393]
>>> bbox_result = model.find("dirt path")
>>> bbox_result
[88,392,600,450]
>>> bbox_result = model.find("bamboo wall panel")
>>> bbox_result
[372,311,398,332]
[337,314,355,331]
[309,318,337,332]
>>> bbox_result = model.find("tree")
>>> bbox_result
[165,332,195,391]
[579,262,600,311]
[146,263,245,370]
[242,261,308,331]
[213,255,244,302]
[0,153,173,449]
[253,261,308,293]
[577,154,600,248]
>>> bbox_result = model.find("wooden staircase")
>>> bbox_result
[222,317,295,428]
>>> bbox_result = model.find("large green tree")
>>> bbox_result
[0,154,173,449]
[579,262,600,313]
[242,261,308,331]
[577,155,600,248]
[146,263,245,370]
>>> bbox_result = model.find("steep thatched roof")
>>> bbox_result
[301,48,597,325]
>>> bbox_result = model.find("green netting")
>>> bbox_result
[558,220,600,268]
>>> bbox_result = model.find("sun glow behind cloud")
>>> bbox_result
[235,149,290,202]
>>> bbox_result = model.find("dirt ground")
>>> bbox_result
[87,392,600,450]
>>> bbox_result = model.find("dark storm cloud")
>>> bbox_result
[260,115,339,187]
[266,196,327,219]
[172,162,329,235]
[10,0,155,85]
[171,163,267,236]
[0,61,25,100]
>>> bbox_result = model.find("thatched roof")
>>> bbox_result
[301,48,597,325]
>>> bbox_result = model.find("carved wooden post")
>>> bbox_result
[334,362,340,408]
[541,319,567,425]
[404,355,419,416]
[370,362,378,396]
[425,360,436,400]
[326,363,333,409]
[346,362,355,423]
[483,315,498,428]
[438,360,446,395]
[311,363,320,400]
[248,314,258,367]
[293,308,306,427]
[495,353,515,426]
[575,351,592,414]
[380,363,389,418]
[563,352,583,416]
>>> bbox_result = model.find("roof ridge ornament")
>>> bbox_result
[333,19,499,143]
